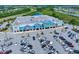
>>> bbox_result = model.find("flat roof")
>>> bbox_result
[13,15,61,25]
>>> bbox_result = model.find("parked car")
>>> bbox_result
[64,41,74,47]
[59,36,66,41]
[5,50,12,54]
[27,44,33,49]
[28,50,35,54]
[73,50,79,54]
[53,35,58,39]
[32,36,35,40]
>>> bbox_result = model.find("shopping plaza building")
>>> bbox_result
[11,15,64,32]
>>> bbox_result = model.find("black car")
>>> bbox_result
[64,41,74,47]
[20,42,26,46]
[67,31,71,34]
[27,44,33,49]
[41,44,46,48]
[32,36,35,40]
[53,35,58,39]
[73,50,79,54]
[68,33,72,37]
[5,50,12,54]
[39,39,45,43]
[76,39,79,43]
[65,27,68,29]
[48,46,53,50]
[59,36,66,41]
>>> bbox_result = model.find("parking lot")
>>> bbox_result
[0,25,79,54]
